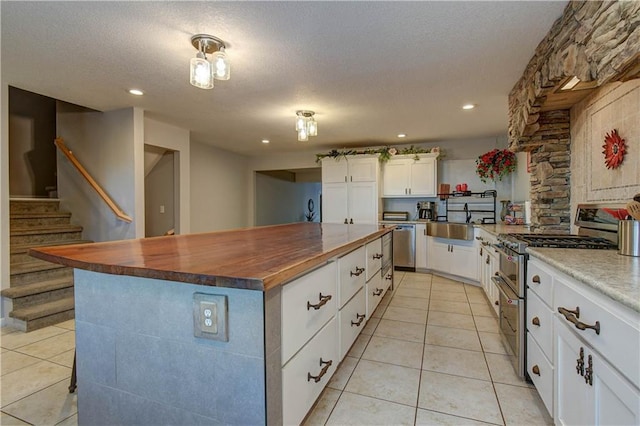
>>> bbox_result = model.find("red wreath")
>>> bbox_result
[602,129,626,169]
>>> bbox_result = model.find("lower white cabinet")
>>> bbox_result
[415,223,427,270]
[366,269,391,319]
[339,288,367,359]
[527,332,553,415]
[282,318,339,426]
[555,317,640,426]
[427,237,478,281]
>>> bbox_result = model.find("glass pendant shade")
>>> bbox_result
[307,118,317,137]
[295,114,307,131]
[212,50,230,81]
[190,54,213,89]
[298,127,309,141]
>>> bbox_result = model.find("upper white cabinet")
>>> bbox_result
[322,156,379,224]
[382,154,437,197]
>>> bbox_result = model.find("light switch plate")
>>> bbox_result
[193,293,228,341]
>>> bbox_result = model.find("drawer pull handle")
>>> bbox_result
[558,306,600,335]
[307,293,332,311]
[307,358,333,383]
[532,365,540,376]
[350,267,365,277]
[531,316,540,326]
[576,347,585,376]
[486,255,490,264]
[373,288,384,296]
[373,253,383,259]
[351,313,366,327]
[480,247,483,256]
[385,274,393,280]
[532,275,541,284]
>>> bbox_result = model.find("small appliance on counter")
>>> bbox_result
[417,201,436,221]
[382,211,410,221]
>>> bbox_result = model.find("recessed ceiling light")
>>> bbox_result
[462,104,475,110]
[128,89,144,96]
[261,139,270,144]
[397,133,407,138]
[560,76,581,91]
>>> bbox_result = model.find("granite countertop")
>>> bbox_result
[528,248,640,313]
[30,223,392,292]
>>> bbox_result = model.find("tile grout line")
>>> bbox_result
[414,272,433,424]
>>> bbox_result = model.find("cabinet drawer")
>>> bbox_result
[338,246,366,307]
[339,288,367,359]
[282,262,337,363]
[528,259,553,305]
[365,238,383,281]
[381,266,393,291]
[282,317,338,426]
[527,289,553,359]
[554,275,640,385]
[382,232,392,270]
[527,332,553,417]
[366,271,385,318]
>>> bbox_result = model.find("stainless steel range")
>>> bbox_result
[492,203,620,379]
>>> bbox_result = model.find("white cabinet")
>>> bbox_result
[415,224,427,270]
[476,229,498,314]
[339,288,367,359]
[427,237,478,281]
[322,156,379,224]
[382,154,437,197]
[338,246,366,307]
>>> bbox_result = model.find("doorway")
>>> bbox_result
[144,145,176,237]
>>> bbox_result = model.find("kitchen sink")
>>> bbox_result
[426,222,475,241]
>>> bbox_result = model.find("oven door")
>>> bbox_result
[492,274,525,378]
[493,244,524,297]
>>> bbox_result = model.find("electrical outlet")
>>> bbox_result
[193,293,228,341]
[160,205,165,214]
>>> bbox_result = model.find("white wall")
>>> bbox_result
[1,82,10,324]
[144,117,190,234]
[255,173,321,225]
[190,141,248,232]
[57,107,143,241]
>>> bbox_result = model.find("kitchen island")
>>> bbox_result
[30,223,393,426]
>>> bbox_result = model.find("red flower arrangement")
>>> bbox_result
[476,149,517,183]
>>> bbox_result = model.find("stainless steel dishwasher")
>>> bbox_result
[391,224,416,271]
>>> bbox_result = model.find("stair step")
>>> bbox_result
[10,259,68,276]
[2,277,74,299]
[10,224,83,245]
[10,265,73,287]
[10,297,75,332]
[10,211,72,227]
[10,198,61,214]
[10,240,92,264]
[2,278,74,310]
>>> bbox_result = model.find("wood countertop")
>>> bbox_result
[30,223,392,291]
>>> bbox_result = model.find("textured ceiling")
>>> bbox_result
[1,1,567,155]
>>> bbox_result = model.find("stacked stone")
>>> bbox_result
[508,0,640,150]
[527,111,571,233]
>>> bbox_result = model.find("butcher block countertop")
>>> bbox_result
[30,223,392,292]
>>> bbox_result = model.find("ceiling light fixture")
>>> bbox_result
[560,76,581,91]
[190,34,230,89]
[128,89,144,96]
[462,104,475,110]
[397,133,407,138]
[295,110,317,142]
[261,139,270,144]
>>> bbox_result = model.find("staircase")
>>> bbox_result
[2,199,90,331]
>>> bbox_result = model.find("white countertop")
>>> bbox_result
[528,248,640,313]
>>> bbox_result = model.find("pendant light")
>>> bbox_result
[295,110,317,141]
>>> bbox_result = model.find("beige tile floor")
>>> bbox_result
[304,272,553,426]
[0,272,552,425]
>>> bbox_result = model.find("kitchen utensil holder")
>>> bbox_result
[618,220,640,257]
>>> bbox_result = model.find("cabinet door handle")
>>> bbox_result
[584,355,593,386]
[307,293,332,311]
[373,288,384,296]
[476,236,483,241]
[373,253,383,259]
[576,347,585,376]
[531,316,540,326]
[344,218,348,224]
[480,247,483,256]
[531,365,541,376]
[350,267,365,277]
[532,275,541,284]
[307,358,333,383]
[486,254,490,264]
[494,300,499,306]
[558,306,600,335]
[351,313,366,327]
[349,218,354,224]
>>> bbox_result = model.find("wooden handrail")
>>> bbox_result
[54,138,133,223]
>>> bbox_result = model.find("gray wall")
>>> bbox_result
[145,151,175,237]
[255,172,321,226]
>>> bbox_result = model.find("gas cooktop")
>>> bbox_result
[498,233,617,253]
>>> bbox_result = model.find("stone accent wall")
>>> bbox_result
[527,110,571,232]
[507,0,639,231]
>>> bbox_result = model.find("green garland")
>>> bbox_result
[316,145,441,164]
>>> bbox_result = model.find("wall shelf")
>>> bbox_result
[436,190,497,224]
